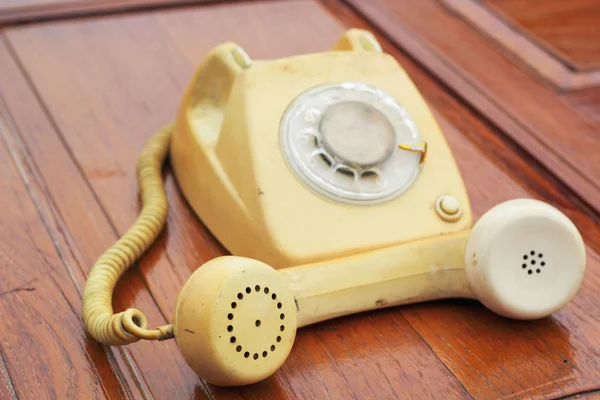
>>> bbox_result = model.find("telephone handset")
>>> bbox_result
[82,29,586,386]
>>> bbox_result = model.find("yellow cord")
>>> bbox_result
[82,124,175,345]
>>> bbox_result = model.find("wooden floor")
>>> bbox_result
[0,0,599,398]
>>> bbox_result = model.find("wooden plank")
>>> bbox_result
[0,0,65,9]
[0,0,220,25]
[346,0,600,216]
[1,0,599,398]
[483,0,600,70]
[441,0,600,90]
[0,351,16,399]
[0,35,215,400]
[0,1,471,398]
[0,81,131,399]
[568,88,600,125]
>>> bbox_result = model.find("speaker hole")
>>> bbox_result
[227,313,234,320]
[227,325,233,332]
[255,285,261,292]
[255,320,261,327]
[246,287,251,294]
[277,302,282,309]
[253,353,259,360]
[528,270,533,275]
[280,325,285,331]
[236,345,242,352]
[277,336,281,342]
[262,351,268,358]
[230,337,236,343]
[272,293,277,300]
[231,302,237,309]
[522,264,527,269]
[536,269,541,273]
[530,250,535,255]
[271,345,275,351]
[539,253,543,258]
[531,260,536,265]
[280,313,285,320]
[264,287,270,294]
[237,293,243,300]
[523,255,528,260]
[541,261,546,266]
[244,352,249,358]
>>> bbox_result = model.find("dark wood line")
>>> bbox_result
[441,0,600,90]
[100,347,135,400]
[116,348,154,400]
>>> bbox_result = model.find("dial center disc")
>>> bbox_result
[320,101,396,167]
[280,81,424,205]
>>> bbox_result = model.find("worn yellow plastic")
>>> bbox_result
[172,231,472,386]
[169,29,472,269]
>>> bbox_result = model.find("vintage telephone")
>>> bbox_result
[82,29,586,386]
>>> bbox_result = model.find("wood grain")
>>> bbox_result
[441,0,600,90]
[346,0,600,217]
[583,390,600,399]
[0,346,16,399]
[0,0,598,398]
[483,0,600,70]
[0,0,218,25]
[568,88,600,125]
[0,80,130,399]
[0,35,216,400]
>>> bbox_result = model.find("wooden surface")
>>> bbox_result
[0,0,215,24]
[484,0,600,70]
[0,0,598,398]
[441,0,600,90]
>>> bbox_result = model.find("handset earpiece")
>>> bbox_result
[464,198,586,320]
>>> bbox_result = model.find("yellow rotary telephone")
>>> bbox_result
[82,29,586,386]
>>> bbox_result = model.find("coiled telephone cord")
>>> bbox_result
[82,124,175,345]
